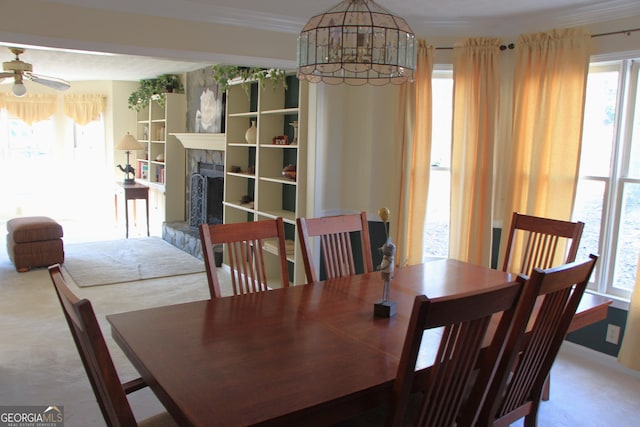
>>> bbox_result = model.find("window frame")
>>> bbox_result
[576,57,640,302]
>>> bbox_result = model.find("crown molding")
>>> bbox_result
[47,1,640,39]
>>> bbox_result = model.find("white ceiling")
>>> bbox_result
[2,0,640,83]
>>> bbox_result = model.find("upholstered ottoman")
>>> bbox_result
[6,216,64,272]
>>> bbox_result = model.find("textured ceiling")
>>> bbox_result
[1,0,639,83]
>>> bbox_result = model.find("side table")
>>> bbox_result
[115,182,150,238]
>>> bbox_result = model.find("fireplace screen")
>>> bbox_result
[189,162,224,229]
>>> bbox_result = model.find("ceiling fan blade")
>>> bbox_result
[0,72,13,82]
[25,72,71,91]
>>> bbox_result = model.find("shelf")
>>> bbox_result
[257,209,296,224]
[228,142,257,147]
[263,239,296,262]
[261,107,299,116]
[260,176,296,185]
[259,144,298,149]
[173,133,226,151]
[223,73,306,284]
[227,172,256,179]
[134,92,186,223]
[228,112,258,118]
[223,201,255,213]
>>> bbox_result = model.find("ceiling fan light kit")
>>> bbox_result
[11,75,26,97]
[1,47,71,96]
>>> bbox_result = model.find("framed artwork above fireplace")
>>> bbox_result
[186,67,226,133]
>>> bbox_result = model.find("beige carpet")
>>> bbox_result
[63,237,205,287]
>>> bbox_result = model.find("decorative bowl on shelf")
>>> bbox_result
[282,164,296,180]
[272,135,289,145]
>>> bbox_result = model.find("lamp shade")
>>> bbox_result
[115,133,145,151]
[297,0,416,86]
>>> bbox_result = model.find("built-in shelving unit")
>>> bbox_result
[223,75,307,285]
[134,93,187,223]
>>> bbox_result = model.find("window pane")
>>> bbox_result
[0,117,56,218]
[424,169,450,258]
[580,70,618,177]
[573,179,605,282]
[7,118,54,159]
[629,67,640,177]
[612,183,640,292]
[430,77,452,168]
[424,75,453,260]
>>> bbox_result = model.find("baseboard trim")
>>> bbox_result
[560,340,640,379]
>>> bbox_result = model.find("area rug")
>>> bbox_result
[63,237,205,287]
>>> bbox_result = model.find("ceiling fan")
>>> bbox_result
[0,47,71,97]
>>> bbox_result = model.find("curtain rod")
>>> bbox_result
[434,27,640,51]
[592,27,640,38]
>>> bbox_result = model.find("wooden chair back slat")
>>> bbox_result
[297,212,373,283]
[502,212,584,276]
[386,280,525,427]
[200,218,289,298]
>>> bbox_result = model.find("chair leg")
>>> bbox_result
[541,373,550,401]
[523,401,540,427]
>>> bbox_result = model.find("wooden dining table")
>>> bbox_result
[107,258,611,427]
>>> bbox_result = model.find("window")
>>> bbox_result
[0,110,109,222]
[71,116,107,176]
[423,69,453,259]
[0,112,56,218]
[573,59,640,300]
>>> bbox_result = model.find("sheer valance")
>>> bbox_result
[64,94,106,125]
[0,93,57,125]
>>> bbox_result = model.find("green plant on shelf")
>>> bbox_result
[211,65,287,95]
[128,74,184,111]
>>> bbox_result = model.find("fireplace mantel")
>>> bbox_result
[172,133,226,151]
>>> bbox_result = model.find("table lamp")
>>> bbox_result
[115,133,145,184]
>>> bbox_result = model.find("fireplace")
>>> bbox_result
[189,162,224,227]
[162,146,225,263]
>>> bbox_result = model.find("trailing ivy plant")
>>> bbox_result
[210,65,287,95]
[128,74,184,111]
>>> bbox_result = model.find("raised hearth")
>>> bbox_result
[163,221,223,266]
[163,222,202,259]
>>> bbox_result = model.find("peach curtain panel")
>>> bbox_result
[498,28,591,269]
[619,251,640,370]
[0,93,56,124]
[64,94,106,125]
[396,40,434,266]
[448,38,501,266]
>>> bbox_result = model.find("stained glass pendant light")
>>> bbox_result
[297,0,416,86]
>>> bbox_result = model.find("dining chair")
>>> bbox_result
[199,217,290,298]
[470,254,598,427]
[501,211,585,400]
[502,211,585,276]
[48,264,176,427]
[385,279,526,427]
[296,211,373,283]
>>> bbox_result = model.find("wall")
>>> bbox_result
[307,83,403,228]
